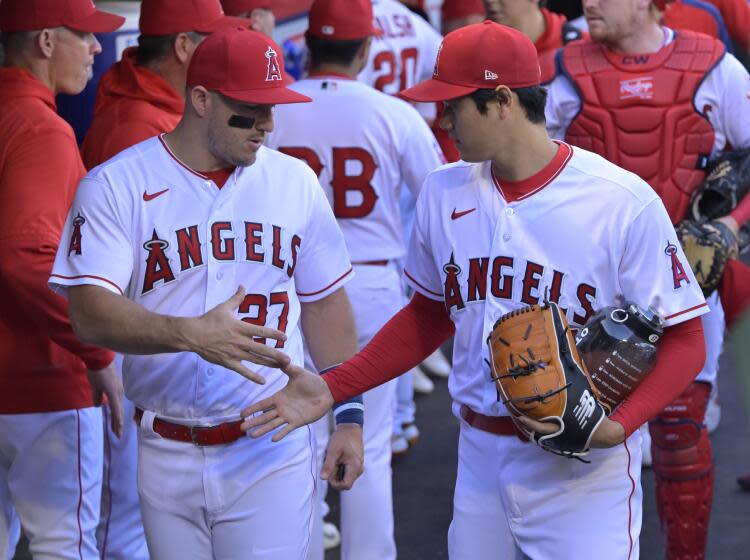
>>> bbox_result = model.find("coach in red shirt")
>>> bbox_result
[0,0,124,557]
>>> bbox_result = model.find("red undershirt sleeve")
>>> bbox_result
[323,292,455,402]
[610,316,706,437]
[717,194,750,328]
[719,258,750,328]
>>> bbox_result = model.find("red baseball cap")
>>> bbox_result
[400,20,541,102]
[0,0,125,33]
[653,0,675,9]
[221,0,273,16]
[186,27,311,104]
[139,0,248,35]
[442,0,485,21]
[307,0,382,40]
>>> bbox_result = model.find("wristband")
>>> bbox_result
[320,363,364,427]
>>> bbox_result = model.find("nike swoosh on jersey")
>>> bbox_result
[451,208,476,220]
[143,188,170,201]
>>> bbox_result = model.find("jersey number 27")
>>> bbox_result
[239,291,290,348]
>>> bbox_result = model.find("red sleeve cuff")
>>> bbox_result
[81,349,115,371]
[610,317,706,436]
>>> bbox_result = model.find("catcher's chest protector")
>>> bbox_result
[562,32,724,223]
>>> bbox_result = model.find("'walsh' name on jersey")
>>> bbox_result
[142,221,301,294]
[442,253,597,326]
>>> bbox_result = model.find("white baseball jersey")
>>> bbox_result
[49,136,352,422]
[361,0,443,119]
[267,73,443,560]
[546,28,750,153]
[404,142,708,418]
[266,76,444,262]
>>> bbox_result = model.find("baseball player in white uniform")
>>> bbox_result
[265,1,444,558]
[50,27,365,560]
[241,22,711,560]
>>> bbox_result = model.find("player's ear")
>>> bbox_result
[189,86,210,117]
[36,29,55,59]
[492,85,514,118]
[174,32,198,65]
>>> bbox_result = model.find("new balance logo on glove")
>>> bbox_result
[573,390,597,428]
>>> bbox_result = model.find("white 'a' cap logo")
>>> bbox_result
[265,46,282,82]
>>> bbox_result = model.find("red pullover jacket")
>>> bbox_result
[0,68,114,413]
[81,47,184,169]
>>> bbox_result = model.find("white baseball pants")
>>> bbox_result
[0,408,103,560]
[136,415,316,560]
[448,415,642,560]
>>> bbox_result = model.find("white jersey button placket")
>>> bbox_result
[482,205,518,413]
[502,205,516,241]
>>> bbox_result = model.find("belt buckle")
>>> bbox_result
[189,426,202,445]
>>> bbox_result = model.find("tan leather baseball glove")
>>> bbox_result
[487,301,606,459]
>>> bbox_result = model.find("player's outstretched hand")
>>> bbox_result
[240,363,335,441]
[516,415,626,449]
[187,285,291,384]
[321,424,364,491]
[87,362,125,438]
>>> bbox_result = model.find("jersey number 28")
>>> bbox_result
[279,147,378,219]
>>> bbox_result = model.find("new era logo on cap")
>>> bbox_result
[321,25,335,35]
[484,70,498,81]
